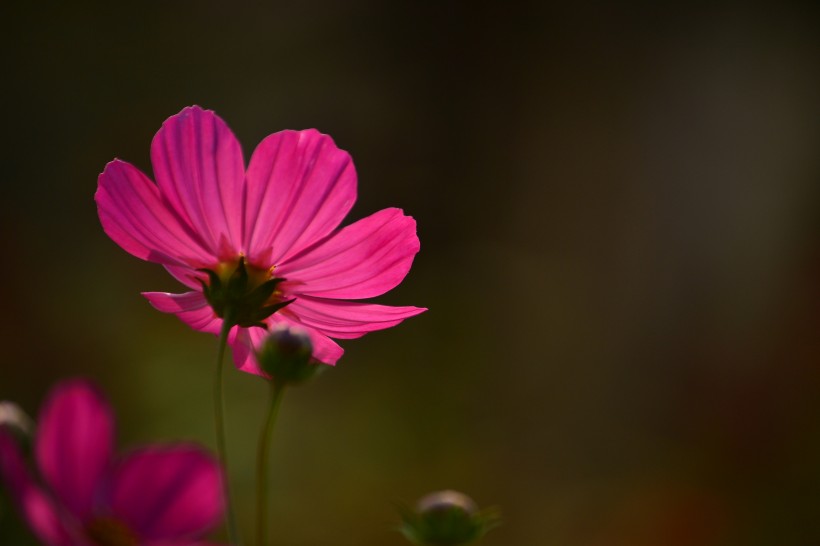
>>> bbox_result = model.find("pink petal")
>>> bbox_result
[96,160,215,267]
[163,264,204,290]
[229,317,344,373]
[278,208,420,299]
[109,446,223,541]
[0,430,78,546]
[143,291,222,334]
[288,321,345,365]
[289,296,426,339]
[244,129,357,265]
[228,326,269,376]
[151,106,245,259]
[35,380,114,523]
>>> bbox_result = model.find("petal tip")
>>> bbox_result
[47,378,108,406]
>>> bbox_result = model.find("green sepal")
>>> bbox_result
[198,258,292,328]
[197,268,223,292]
[254,298,295,321]
[243,277,286,311]
[397,495,500,546]
[247,322,268,329]
[225,257,250,300]
[235,298,295,328]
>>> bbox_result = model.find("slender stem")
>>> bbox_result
[215,315,241,545]
[256,381,287,546]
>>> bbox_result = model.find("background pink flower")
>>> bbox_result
[96,106,425,376]
[0,380,224,546]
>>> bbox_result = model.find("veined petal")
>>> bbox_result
[151,106,245,258]
[0,430,79,546]
[278,208,420,299]
[35,380,114,523]
[109,446,223,541]
[244,129,356,265]
[163,264,205,290]
[228,326,268,376]
[292,320,346,365]
[289,297,426,339]
[96,160,215,267]
[229,317,344,374]
[142,291,221,334]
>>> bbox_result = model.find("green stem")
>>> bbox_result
[215,315,241,545]
[256,381,287,546]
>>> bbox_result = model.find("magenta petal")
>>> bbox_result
[35,380,114,523]
[228,326,268,376]
[278,208,420,299]
[96,160,215,267]
[163,264,204,290]
[244,129,357,264]
[151,106,245,258]
[0,429,29,499]
[229,317,344,372]
[290,297,426,339]
[143,291,221,334]
[291,321,345,365]
[109,446,223,541]
[0,430,78,546]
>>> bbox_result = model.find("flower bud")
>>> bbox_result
[398,490,500,545]
[256,325,320,385]
[417,490,478,515]
[0,401,34,451]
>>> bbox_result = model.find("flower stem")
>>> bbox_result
[215,315,241,545]
[256,380,286,546]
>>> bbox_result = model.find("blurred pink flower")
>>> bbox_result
[0,380,224,546]
[96,106,425,375]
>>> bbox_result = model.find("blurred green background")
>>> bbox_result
[2,2,820,545]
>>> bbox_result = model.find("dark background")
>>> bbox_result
[2,2,820,544]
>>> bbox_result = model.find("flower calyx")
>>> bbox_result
[198,257,294,328]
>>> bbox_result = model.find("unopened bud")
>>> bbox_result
[0,402,34,450]
[256,325,320,385]
[417,490,478,515]
[398,490,500,545]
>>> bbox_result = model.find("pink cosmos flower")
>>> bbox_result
[0,379,224,546]
[95,106,425,375]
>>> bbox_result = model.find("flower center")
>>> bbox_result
[199,257,294,328]
[85,516,139,546]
